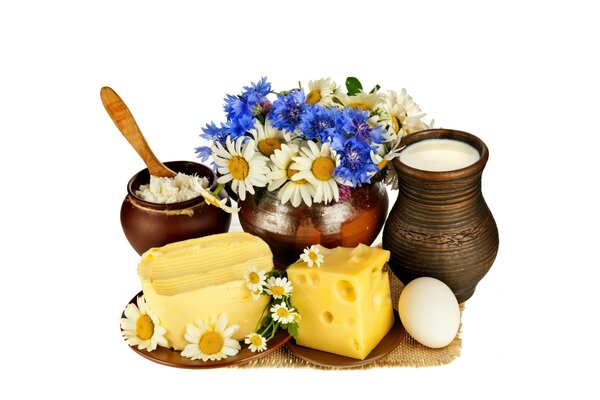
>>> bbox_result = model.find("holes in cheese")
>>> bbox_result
[297,274,307,285]
[322,311,334,324]
[310,272,320,286]
[370,265,383,287]
[346,317,356,328]
[371,266,382,274]
[372,293,391,310]
[373,293,383,309]
[336,280,356,302]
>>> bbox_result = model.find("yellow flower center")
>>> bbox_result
[347,101,372,111]
[135,314,154,340]
[257,138,282,156]
[312,157,335,181]
[287,166,307,184]
[228,156,249,180]
[276,308,290,318]
[378,159,388,170]
[306,89,322,105]
[308,251,319,262]
[199,331,224,355]
[271,286,285,297]
[391,114,401,133]
[250,335,263,347]
[249,271,260,284]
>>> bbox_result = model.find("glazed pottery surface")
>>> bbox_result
[382,129,499,303]
[121,161,231,255]
[238,181,389,269]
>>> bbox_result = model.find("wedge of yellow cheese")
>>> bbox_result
[287,244,394,360]
[138,232,273,350]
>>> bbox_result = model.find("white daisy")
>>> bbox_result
[270,302,297,325]
[268,143,316,207]
[265,276,293,299]
[378,89,429,137]
[293,312,302,323]
[212,136,270,201]
[290,141,340,204]
[243,265,267,293]
[371,136,404,171]
[244,332,267,353]
[189,179,239,214]
[120,295,168,352]
[300,245,324,268]
[249,119,290,157]
[306,77,339,107]
[181,314,241,361]
[335,90,385,112]
[250,289,263,301]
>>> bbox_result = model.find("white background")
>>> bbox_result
[1,0,598,398]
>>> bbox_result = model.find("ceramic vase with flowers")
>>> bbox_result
[196,77,433,267]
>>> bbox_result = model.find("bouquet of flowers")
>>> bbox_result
[196,77,432,208]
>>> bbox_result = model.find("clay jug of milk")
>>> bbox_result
[382,129,499,303]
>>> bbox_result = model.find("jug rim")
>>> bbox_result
[392,129,489,181]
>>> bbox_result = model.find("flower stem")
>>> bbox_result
[255,301,270,332]
[267,322,280,340]
[259,319,275,339]
[212,183,224,196]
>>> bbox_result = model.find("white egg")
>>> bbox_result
[398,277,460,348]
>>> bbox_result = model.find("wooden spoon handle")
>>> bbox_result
[100,86,176,178]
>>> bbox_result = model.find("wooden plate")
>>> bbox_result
[121,292,292,369]
[286,311,404,368]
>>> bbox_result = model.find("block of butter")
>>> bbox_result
[138,232,273,350]
[287,244,394,360]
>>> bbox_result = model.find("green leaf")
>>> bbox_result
[369,84,381,94]
[287,323,299,339]
[346,77,363,96]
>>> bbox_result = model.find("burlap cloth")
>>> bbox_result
[237,272,462,369]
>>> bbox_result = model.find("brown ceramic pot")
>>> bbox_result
[121,161,232,255]
[238,181,389,269]
[382,129,499,303]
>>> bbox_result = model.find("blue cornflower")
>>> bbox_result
[270,90,306,133]
[200,122,230,143]
[299,105,339,142]
[194,146,212,162]
[197,122,231,162]
[242,77,271,105]
[334,138,379,187]
[336,108,386,144]
[224,94,252,121]
[229,112,255,138]
[224,77,272,121]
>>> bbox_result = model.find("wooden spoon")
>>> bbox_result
[100,86,176,178]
